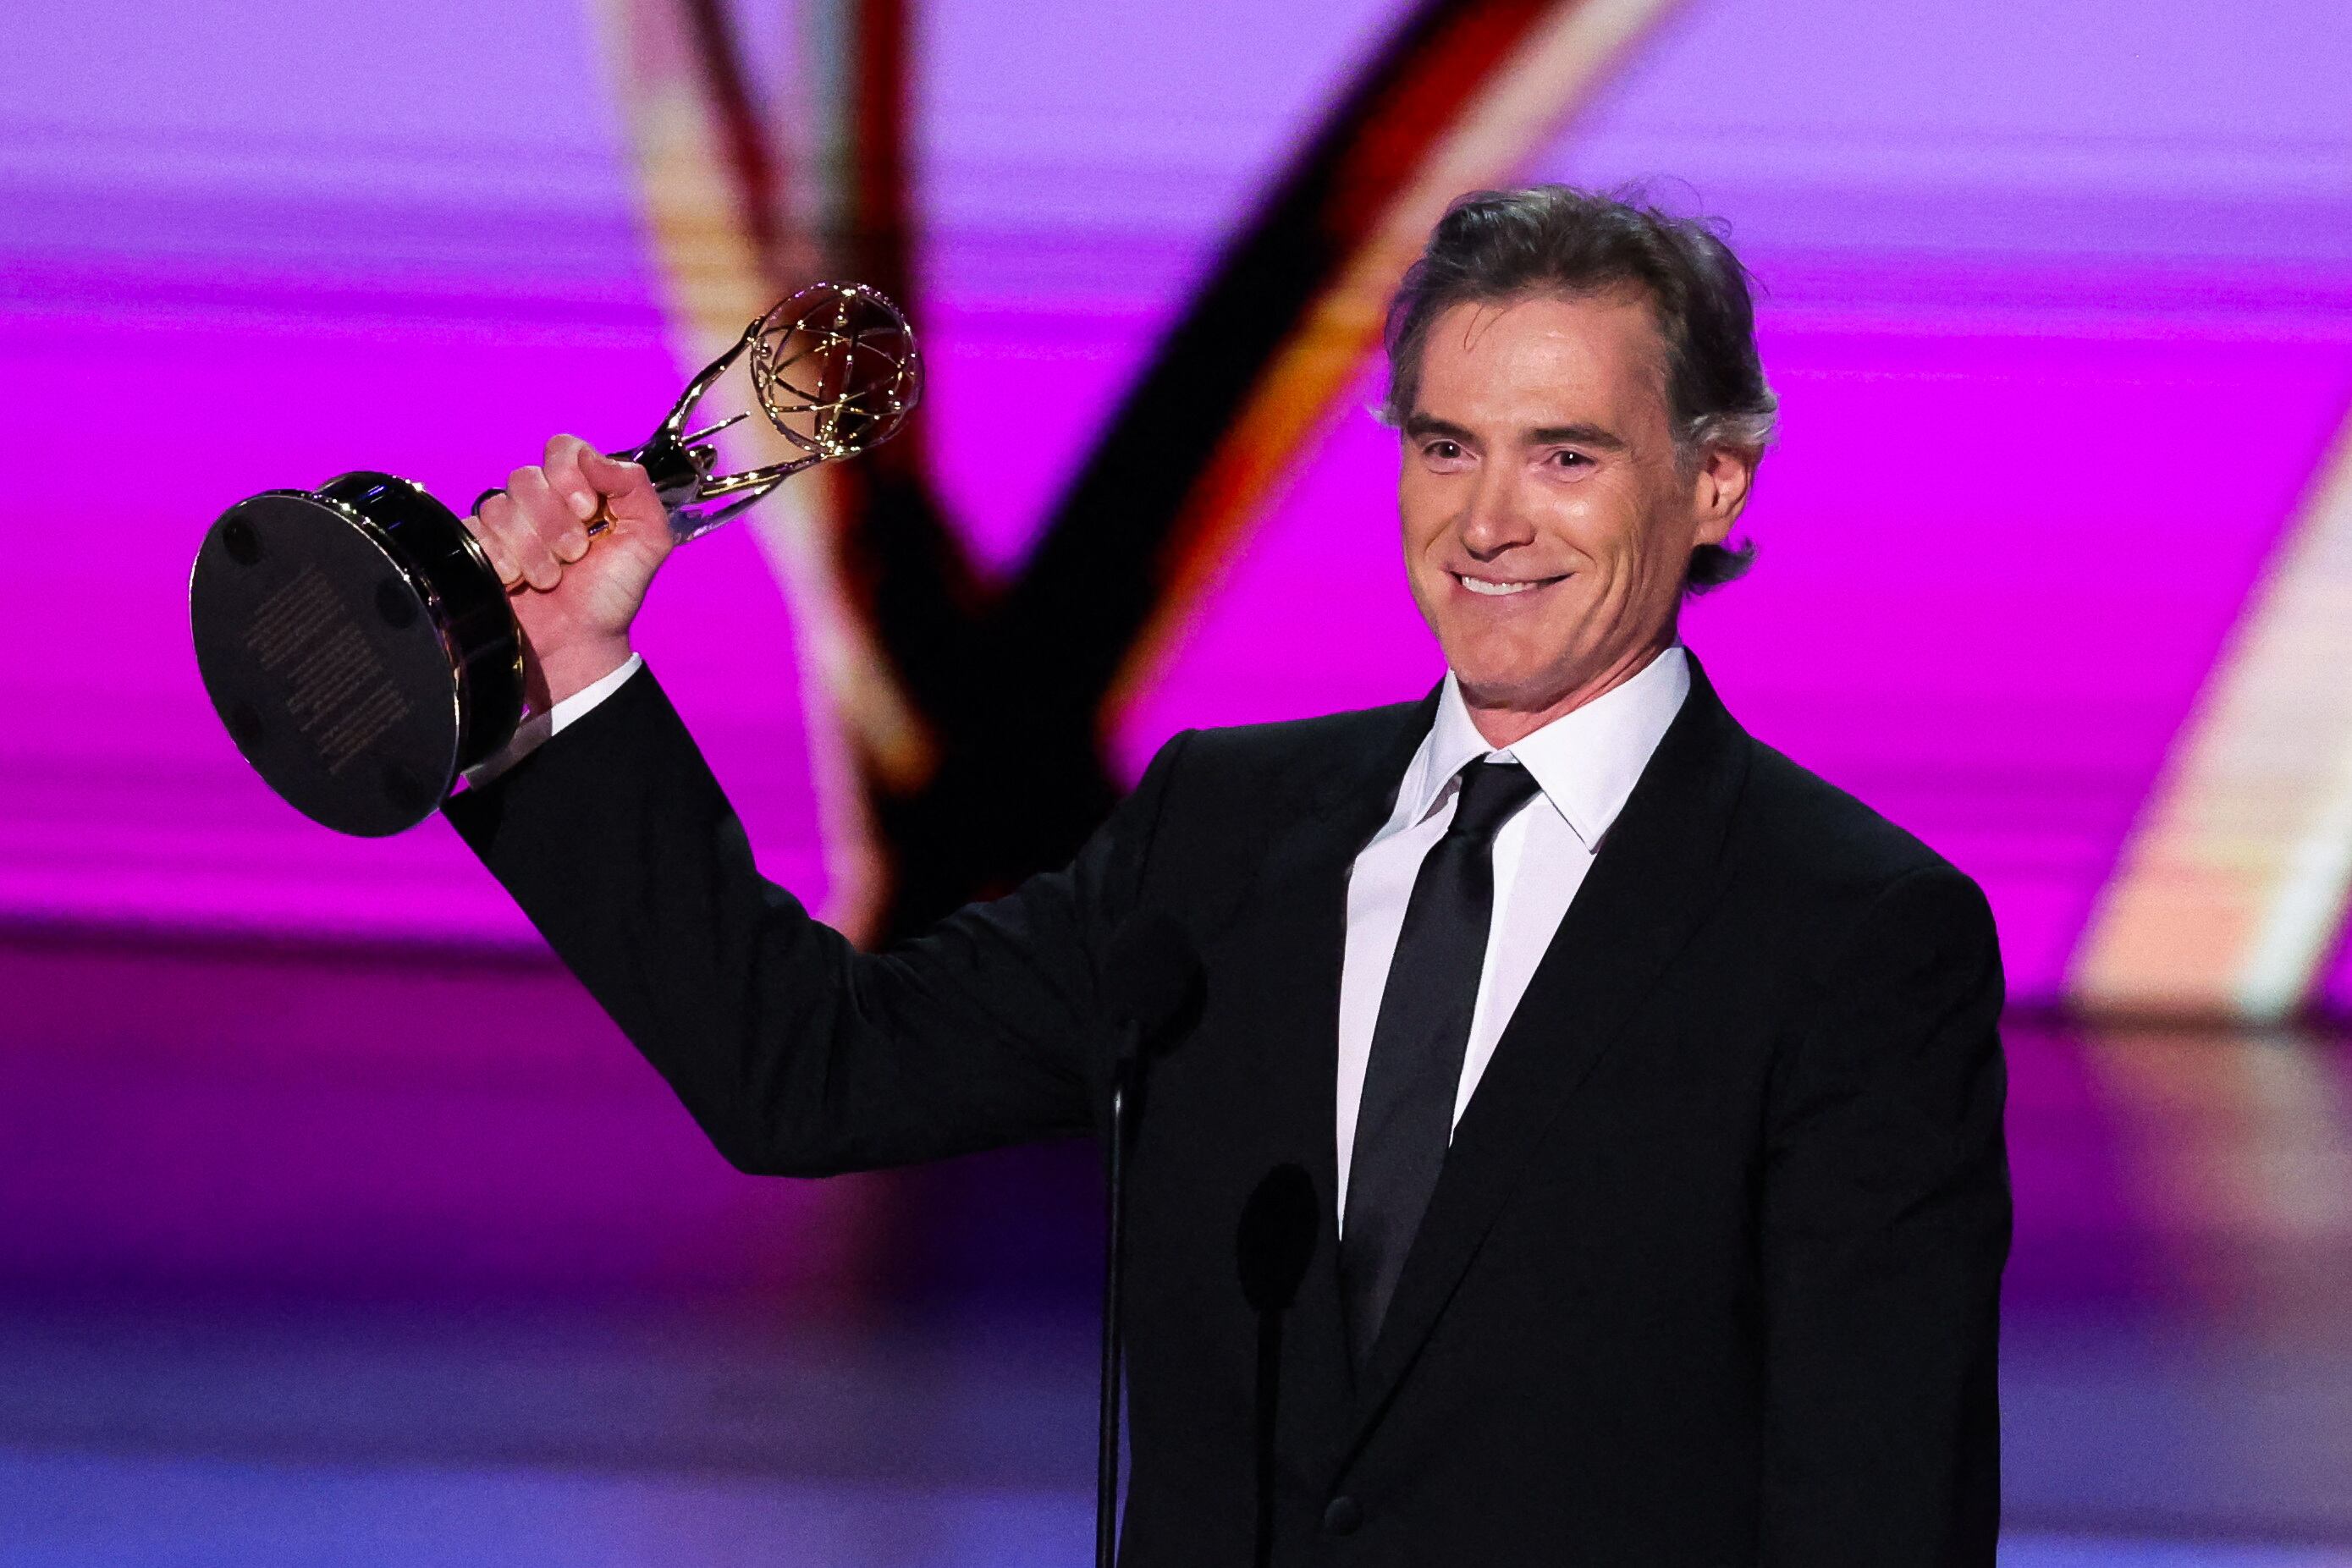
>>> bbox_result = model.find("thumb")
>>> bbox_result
[578,448,666,530]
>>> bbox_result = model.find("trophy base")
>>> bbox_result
[190,473,525,837]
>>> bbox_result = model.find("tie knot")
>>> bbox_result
[1446,761,1540,841]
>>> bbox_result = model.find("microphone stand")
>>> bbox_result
[1097,1023,1139,1568]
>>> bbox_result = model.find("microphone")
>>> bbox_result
[1237,1164,1319,1561]
[1096,911,1199,1568]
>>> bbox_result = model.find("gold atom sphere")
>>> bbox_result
[750,281,923,461]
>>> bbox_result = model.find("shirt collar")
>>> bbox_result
[1387,645,1692,851]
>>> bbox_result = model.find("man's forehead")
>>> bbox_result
[1413,292,1668,426]
[1425,291,1661,368]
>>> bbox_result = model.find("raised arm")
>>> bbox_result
[1760,864,2011,1565]
[447,666,1187,1174]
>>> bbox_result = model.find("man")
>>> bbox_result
[453,186,2008,1564]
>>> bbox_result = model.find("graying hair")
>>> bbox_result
[1382,184,1778,591]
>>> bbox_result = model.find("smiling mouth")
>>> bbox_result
[1452,571,1567,597]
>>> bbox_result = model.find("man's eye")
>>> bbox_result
[1425,441,1463,460]
[1548,449,1590,469]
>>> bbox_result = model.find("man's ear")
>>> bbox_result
[1690,443,1758,547]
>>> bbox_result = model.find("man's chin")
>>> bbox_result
[1440,624,1578,692]
[1450,665,1575,715]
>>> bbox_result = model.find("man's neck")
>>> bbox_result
[1460,637,1676,751]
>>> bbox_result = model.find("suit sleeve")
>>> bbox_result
[1760,864,2010,1565]
[443,665,1193,1176]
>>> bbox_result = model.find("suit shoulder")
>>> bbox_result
[1735,738,1975,908]
[1167,698,1428,787]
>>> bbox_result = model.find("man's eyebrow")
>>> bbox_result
[1527,423,1627,451]
[1402,413,1473,443]
[1401,415,1629,452]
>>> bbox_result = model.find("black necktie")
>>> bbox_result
[1341,759,1542,1367]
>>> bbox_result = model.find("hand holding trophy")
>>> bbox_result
[190,281,920,837]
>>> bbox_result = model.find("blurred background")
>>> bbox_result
[3,0,2350,1561]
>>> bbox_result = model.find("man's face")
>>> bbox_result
[1397,290,1752,735]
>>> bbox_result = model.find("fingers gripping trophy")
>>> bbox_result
[190,282,921,836]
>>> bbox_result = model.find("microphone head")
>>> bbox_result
[1103,910,1201,1037]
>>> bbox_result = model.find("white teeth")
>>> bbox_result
[1457,574,1540,596]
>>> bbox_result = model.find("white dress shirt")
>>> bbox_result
[471,643,1692,1224]
[1335,646,1689,1221]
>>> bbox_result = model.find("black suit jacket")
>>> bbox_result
[448,652,2009,1566]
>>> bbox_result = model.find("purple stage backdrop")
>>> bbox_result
[5,8,2352,1563]
[3,0,2349,1005]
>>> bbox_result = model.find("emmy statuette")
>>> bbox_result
[190,281,919,837]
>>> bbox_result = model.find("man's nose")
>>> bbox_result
[1457,475,1536,558]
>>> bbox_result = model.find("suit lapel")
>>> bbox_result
[1234,692,1437,1433]
[1332,656,1754,1463]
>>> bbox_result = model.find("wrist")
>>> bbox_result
[534,638,635,710]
